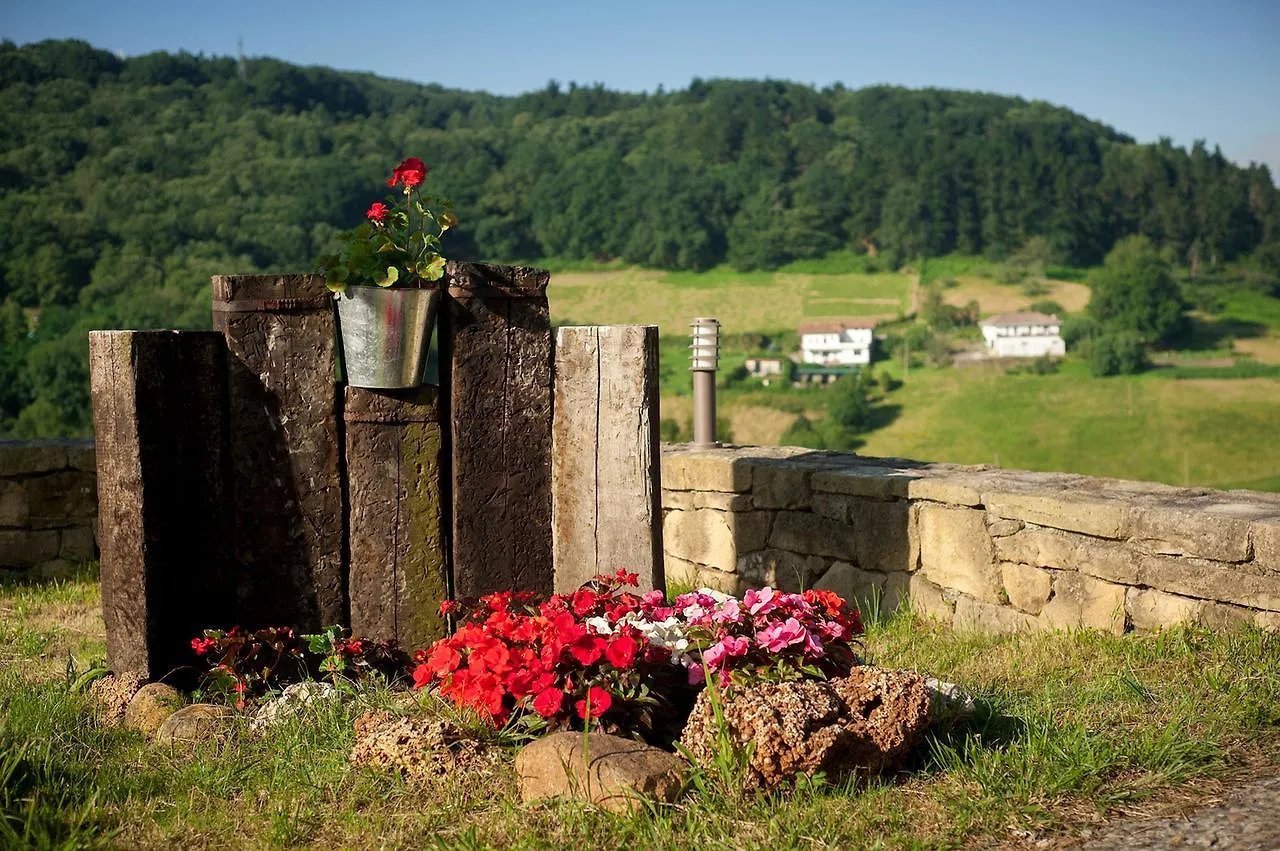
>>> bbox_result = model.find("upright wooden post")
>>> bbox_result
[89,331,232,680]
[212,274,345,630]
[344,387,447,648]
[444,262,553,598]
[552,326,664,593]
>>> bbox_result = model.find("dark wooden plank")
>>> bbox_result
[445,262,553,599]
[89,330,232,681]
[552,326,664,593]
[344,387,446,649]
[212,274,345,631]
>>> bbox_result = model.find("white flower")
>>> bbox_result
[584,616,613,635]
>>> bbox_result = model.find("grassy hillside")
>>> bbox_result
[548,266,1280,492]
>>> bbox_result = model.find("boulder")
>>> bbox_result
[349,710,498,782]
[155,704,236,746]
[124,682,184,735]
[679,666,934,790]
[515,731,686,812]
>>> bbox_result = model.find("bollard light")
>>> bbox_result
[690,317,720,447]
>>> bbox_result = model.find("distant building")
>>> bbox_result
[798,320,876,366]
[744,358,784,378]
[979,312,1066,358]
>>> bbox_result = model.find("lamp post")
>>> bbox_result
[690,317,720,448]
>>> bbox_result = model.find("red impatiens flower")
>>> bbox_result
[576,686,612,720]
[366,202,389,223]
[605,634,638,670]
[388,157,428,189]
[532,687,564,718]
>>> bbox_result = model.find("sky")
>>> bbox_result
[3,0,1279,176]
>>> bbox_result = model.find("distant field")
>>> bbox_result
[937,276,1091,315]
[549,267,911,333]
[551,265,1280,493]
[834,364,1280,492]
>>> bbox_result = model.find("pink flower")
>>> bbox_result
[802,629,824,658]
[703,639,730,670]
[641,589,666,608]
[744,586,778,616]
[687,665,706,686]
[712,597,742,624]
[757,617,806,652]
[722,635,750,657]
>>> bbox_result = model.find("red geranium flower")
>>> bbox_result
[366,202,389,223]
[388,157,428,189]
[576,686,612,719]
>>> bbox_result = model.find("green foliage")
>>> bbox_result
[921,288,979,331]
[1027,300,1065,317]
[0,39,1278,434]
[828,371,875,433]
[1088,236,1188,344]
[1089,332,1149,377]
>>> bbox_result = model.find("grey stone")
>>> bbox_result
[58,525,97,561]
[1001,562,1053,615]
[1040,572,1126,634]
[1129,505,1253,562]
[1137,554,1280,613]
[0,445,67,477]
[24,471,97,522]
[125,683,184,736]
[737,549,826,592]
[515,731,686,812]
[0,481,27,527]
[954,595,1038,634]
[850,499,913,573]
[814,561,886,612]
[906,574,954,625]
[0,529,60,567]
[156,703,237,746]
[918,504,1001,603]
[768,511,858,561]
[752,462,812,509]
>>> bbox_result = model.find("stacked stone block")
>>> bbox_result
[0,440,98,578]
[661,445,1280,634]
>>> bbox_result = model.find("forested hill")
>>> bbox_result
[1,38,1279,436]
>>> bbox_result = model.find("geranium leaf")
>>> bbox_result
[375,266,400,287]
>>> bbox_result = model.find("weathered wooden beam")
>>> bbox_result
[444,262,553,599]
[344,387,447,649]
[89,331,233,680]
[552,326,664,593]
[212,274,345,630]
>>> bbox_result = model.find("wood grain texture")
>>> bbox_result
[89,331,232,680]
[551,326,664,593]
[344,387,446,648]
[212,274,345,631]
[445,262,553,599]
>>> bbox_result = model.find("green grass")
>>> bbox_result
[3,578,1280,849]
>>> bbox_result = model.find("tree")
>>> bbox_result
[1087,236,1187,345]
[828,371,875,433]
[1090,332,1147,376]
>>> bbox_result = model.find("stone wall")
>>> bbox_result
[0,439,98,578]
[662,445,1280,634]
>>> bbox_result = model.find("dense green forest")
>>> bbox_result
[1,38,1278,436]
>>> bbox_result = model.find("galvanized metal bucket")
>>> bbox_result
[335,285,439,389]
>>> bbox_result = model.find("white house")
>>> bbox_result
[798,320,876,366]
[979,311,1066,358]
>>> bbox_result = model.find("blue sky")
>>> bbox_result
[4,0,1278,176]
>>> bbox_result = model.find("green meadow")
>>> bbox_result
[547,265,1280,492]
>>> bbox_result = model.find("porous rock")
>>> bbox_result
[124,682,184,735]
[155,703,236,746]
[349,710,499,782]
[515,731,686,812]
[250,681,339,731]
[679,666,933,790]
[89,670,145,724]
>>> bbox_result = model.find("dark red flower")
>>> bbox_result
[569,635,607,666]
[366,202,389,223]
[190,637,216,656]
[438,599,460,617]
[576,686,612,719]
[388,157,428,188]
